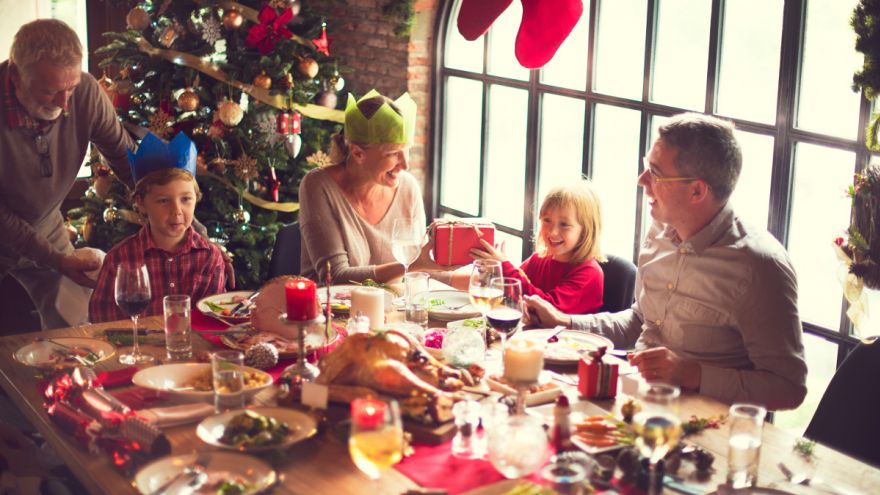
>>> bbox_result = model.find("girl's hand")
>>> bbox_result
[469,238,507,263]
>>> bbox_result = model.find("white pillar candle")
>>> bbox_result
[503,339,545,383]
[350,287,385,330]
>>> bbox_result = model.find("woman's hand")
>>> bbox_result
[410,236,465,272]
[469,238,507,263]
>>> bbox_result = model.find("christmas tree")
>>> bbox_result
[67,0,346,289]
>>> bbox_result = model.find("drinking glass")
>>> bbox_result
[632,383,681,495]
[486,415,548,479]
[487,277,523,345]
[349,398,404,481]
[392,218,424,306]
[163,295,192,361]
[212,350,245,413]
[114,262,154,365]
[726,403,766,489]
[468,259,503,327]
[403,271,430,328]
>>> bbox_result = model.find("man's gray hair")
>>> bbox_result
[10,19,82,77]
[658,113,742,202]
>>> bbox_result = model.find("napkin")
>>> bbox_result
[138,403,216,428]
[54,247,105,326]
[95,366,139,388]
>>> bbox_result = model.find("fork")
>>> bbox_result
[153,453,210,495]
[36,338,97,366]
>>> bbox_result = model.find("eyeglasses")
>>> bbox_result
[34,133,52,178]
[642,157,696,184]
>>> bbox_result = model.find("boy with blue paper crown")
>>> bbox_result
[89,132,226,323]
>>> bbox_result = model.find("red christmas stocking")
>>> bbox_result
[457,0,514,40]
[515,0,584,69]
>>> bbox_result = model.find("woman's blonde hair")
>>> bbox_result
[133,168,201,201]
[535,180,604,264]
[10,19,82,78]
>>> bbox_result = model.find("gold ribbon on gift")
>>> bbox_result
[433,219,487,266]
[202,170,299,213]
[135,37,344,123]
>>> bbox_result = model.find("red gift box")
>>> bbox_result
[577,347,618,399]
[432,220,495,266]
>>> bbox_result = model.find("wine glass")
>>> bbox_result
[115,262,155,365]
[349,398,404,481]
[487,277,523,346]
[468,259,503,328]
[632,383,681,495]
[391,218,423,306]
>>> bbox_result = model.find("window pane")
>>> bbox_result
[639,115,672,242]
[729,131,774,230]
[537,94,586,204]
[788,143,854,329]
[440,77,483,215]
[797,0,862,139]
[651,0,711,111]
[591,104,642,260]
[486,0,529,81]
[497,230,525,266]
[485,85,528,229]
[541,9,589,90]
[716,0,783,124]
[594,0,648,99]
[444,0,484,73]
[773,333,837,435]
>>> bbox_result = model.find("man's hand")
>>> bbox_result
[58,253,99,289]
[628,347,701,391]
[524,294,571,328]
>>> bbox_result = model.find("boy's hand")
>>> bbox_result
[58,253,99,288]
[469,238,507,263]
[219,248,235,289]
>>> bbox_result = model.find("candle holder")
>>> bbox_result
[278,314,325,383]
[507,378,539,415]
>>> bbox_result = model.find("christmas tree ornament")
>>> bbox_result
[103,207,119,224]
[98,73,115,98]
[201,16,222,45]
[315,90,338,108]
[125,64,144,83]
[276,111,301,135]
[82,217,94,243]
[297,57,319,79]
[126,7,151,31]
[311,21,331,56]
[231,206,251,224]
[177,88,200,112]
[253,72,272,90]
[267,166,281,202]
[218,100,244,126]
[196,155,208,175]
[147,109,173,138]
[244,343,279,370]
[222,9,244,30]
[284,134,302,158]
[270,0,300,15]
[210,158,228,174]
[158,24,180,48]
[332,74,345,92]
[278,73,295,91]
[246,6,294,55]
[130,95,143,106]
[305,150,332,168]
[231,153,258,181]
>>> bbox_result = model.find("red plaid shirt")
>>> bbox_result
[3,66,57,132]
[89,226,227,323]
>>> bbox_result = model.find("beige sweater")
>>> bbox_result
[298,167,426,283]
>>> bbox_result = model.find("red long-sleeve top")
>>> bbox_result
[501,254,603,315]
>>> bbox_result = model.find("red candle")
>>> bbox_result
[284,277,318,320]
[351,398,386,429]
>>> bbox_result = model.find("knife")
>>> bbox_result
[230,291,259,316]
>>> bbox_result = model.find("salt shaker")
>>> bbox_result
[452,400,483,459]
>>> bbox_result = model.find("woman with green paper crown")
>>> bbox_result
[299,90,447,283]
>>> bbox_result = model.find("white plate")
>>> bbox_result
[317,284,394,314]
[133,451,276,495]
[196,407,318,452]
[528,399,632,455]
[13,338,115,369]
[220,322,340,359]
[131,363,272,404]
[515,329,615,365]
[425,290,482,321]
[196,291,255,324]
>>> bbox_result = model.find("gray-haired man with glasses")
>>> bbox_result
[0,19,135,329]
[526,113,807,410]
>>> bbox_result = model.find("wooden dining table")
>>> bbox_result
[0,310,878,495]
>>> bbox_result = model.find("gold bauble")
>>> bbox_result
[222,10,244,29]
[126,7,151,31]
[178,89,200,112]
[82,218,94,243]
[253,73,272,90]
[218,100,244,126]
[297,58,319,79]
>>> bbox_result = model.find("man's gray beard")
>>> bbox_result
[17,90,62,121]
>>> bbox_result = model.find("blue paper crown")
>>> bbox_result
[128,132,197,183]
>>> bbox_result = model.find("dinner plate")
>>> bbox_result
[317,284,394,314]
[196,291,255,324]
[527,400,633,455]
[13,337,115,369]
[425,290,482,321]
[131,363,272,404]
[220,322,340,359]
[133,451,277,495]
[196,407,318,452]
[516,329,615,365]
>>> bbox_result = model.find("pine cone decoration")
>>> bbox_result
[245,343,279,370]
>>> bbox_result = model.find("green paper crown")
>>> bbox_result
[344,89,416,145]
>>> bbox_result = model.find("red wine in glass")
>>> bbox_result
[487,307,522,334]
[115,263,155,365]
[117,295,150,317]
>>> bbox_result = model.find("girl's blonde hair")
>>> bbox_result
[535,180,605,264]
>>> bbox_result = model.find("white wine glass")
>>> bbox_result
[391,218,424,307]
[114,262,155,365]
[468,259,503,326]
[487,277,523,346]
[632,383,681,495]
[349,398,404,481]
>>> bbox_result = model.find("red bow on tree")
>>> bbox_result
[246,6,295,55]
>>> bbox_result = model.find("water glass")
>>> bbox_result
[404,271,430,328]
[726,403,766,489]
[442,324,486,367]
[211,350,245,413]
[452,400,484,459]
[486,415,548,479]
[163,295,192,360]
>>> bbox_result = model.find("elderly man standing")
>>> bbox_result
[527,113,807,410]
[0,19,135,329]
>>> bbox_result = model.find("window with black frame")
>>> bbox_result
[432,0,875,432]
